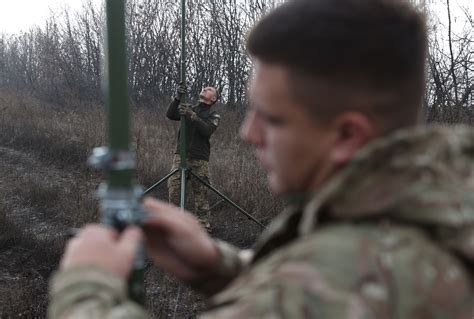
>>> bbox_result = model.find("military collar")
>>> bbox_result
[299,124,474,235]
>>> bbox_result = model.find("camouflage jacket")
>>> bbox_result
[48,125,474,318]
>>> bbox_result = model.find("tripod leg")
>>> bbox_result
[143,168,180,195]
[188,170,266,229]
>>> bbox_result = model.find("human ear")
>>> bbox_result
[329,112,376,166]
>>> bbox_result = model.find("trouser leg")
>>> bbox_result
[167,155,181,207]
[189,159,211,228]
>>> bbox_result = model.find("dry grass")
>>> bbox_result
[0,88,281,318]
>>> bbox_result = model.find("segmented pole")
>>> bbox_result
[179,0,187,209]
[89,0,146,304]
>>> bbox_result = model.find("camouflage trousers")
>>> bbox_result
[168,155,211,227]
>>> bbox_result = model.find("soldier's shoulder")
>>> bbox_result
[210,224,473,317]
[286,225,472,314]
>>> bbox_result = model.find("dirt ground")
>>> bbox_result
[0,143,95,316]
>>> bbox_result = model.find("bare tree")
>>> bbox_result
[425,0,473,123]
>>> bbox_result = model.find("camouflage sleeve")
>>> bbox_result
[48,266,148,319]
[188,240,253,297]
[192,113,220,137]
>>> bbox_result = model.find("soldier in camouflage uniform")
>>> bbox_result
[166,86,220,230]
[48,0,474,318]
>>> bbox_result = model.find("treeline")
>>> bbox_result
[0,0,281,109]
[425,0,473,123]
[0,0,472,122]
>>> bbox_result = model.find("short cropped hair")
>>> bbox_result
[247,0,427,132]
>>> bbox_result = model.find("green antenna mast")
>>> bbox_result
[178,0,188,209]
[88,0,146,304]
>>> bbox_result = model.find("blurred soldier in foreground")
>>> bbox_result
[49,0,474,317]
[166,85,220,230]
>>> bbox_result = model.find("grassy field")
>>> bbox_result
[0,88,282,318]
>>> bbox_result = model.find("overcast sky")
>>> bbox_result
[0,0,102,34]
[0,0,471,34]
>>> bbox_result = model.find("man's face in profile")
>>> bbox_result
[199,87,217,105]
[240,61,336,195]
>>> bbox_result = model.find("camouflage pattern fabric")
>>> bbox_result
[48,125,474,318]
[168,154,211,227]
[48,266,145,319]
